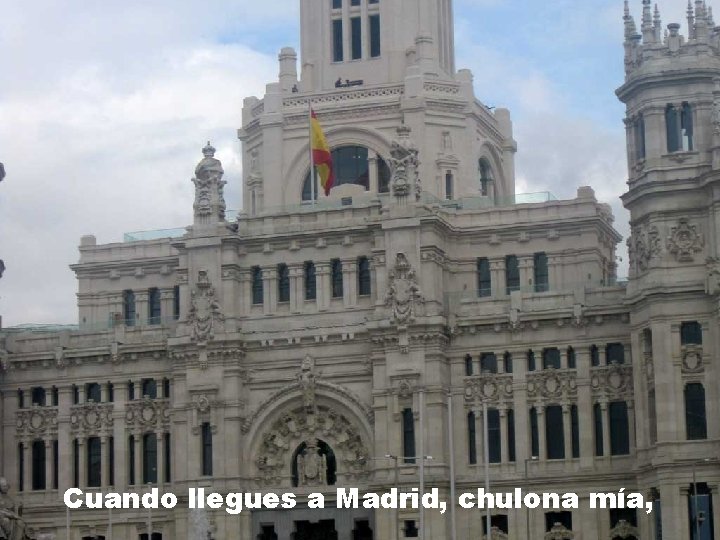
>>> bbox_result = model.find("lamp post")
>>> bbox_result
[482,400,491,538]
[691,458,714,540]
[147,483,153,540]
[384,455,400,540]
[524,456,538,539]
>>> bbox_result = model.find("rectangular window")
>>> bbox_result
[141,379,157,399]
[402,408,416,464]
[567,347,576,369]
[609,401,630,455]
[534,252,549,292]
[252,266,264,305]
[635,115,646,160]
[52,386,59,406]
[507,409,516,462]
[542,348,561,370]
[505,255,519,294]
[571,405,580,458]
[164,433,171,483]
[128,381,135,401]
[545,405,565,460]
[109,437,114,486]
[666,105,680,152]
[527,350,536,372]
[681,102,694,151]
[277,263,290,303]
[445,171,453,200]
[351,17,362,60]
[606,343,625,365]
[545,512,572,533]
[332,19,344,62]
[681,321,703,345]
[73,385,80,405]
[86,382,101,403]
[404,521,419,538]
[332,0,342,8]
[73,439,79,488]
[128,435,135,485]
[464,355,473,376]
[351,0,360,5]
[173,285,180,320]
[107,382,114,403]
[590,345,600,367]
[331,259,344,298]
[202,423,213,476]
[53,440,59,489]
[503,352,513,374]
[123,290,136,326]
[143,434,158,484]
[304,261,317,300]
[594,403,604,457]
[468,412,477,465]
[477,257,491,297]
[488,408,501,464]
[358,256,372,296]
[31,387,46,407]
[32,440,46,490]
[87,437,102,488]
[148,288,161,325]
[19,443,24,491]
[18,389,24,409]
[530,407,539,458]
[369,14,381,57]
[162,378,170,400]
[685,383,707,440]
[480,353,498,374]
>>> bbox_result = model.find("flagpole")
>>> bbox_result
[309,101,316,205]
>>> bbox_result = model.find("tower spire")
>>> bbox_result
[688,0,696,39]
[654,4,663,41]
[642,0,655,42]
[624,0,638,41]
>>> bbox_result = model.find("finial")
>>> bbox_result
[654,4,663,40]
[709,5,715,25]
[624,0,638,39]
[202,141,216,158]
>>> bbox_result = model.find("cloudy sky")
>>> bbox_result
[0,0,696,326]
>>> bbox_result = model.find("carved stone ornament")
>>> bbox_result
[385,253,424,325]
[464,374,513,406]
[16,408,58,438]
[388,125,420,201]
[0,348,8,372]
[527,371,577,401]
[297,354,318,411]
[706,257,720,295]
[0,477,30,540]
[629,224,661,273]
[483,528,509,540]
[256,406,369,487]
[681,345,704,374]
[544,523,574,540]
[125,396,171,431]
[188,270,225,345]
[296,438,327,487]
[667,218,703,262]
[69,403,114,435]
[609,520,640,539]
[713,93,720,136]
[193,142,227,222]
[590,364,633,399]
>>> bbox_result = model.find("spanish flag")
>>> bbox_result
[310,108,335,196]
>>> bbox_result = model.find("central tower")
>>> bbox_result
[300,0,456,91]
[239,0,516,214]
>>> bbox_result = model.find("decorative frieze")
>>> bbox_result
[590,364,634,400]
[464,374,513,407]
[666,218,703,262]
[527,370,577,403]
[69,403,114,436]
[16,407,59,439]
[125,397,171,432]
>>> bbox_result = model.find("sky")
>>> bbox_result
[0,0,698,326]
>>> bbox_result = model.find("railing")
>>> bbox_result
[123,210,238,242]
[2,317,180,335]
[421,191,559,208]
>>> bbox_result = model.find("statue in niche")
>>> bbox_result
[193,142,226,221]
[297,354,317,411]
[296,439,327,487]
[385,252,424,325]
[0,478,29,540]
[388,125,420,200]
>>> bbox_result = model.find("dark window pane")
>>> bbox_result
[331,259,343,298]
[681,102,694,151]
[351,17,361,60]
[128,435,135,485]
[546,405,565,460]
[530,407,539,458]
[464,355,473,376]
[277,264,290,303]
[606,343,625,365]
[505,255,519,294]
[402,408,415,464]
[73,439,79,488]
[479,159,493,196]
[542,348,561,370]
[546,511,572,532]
[445,171,453,200]
[488,408,501,463]
[304,262,317,300]
[504,352,513,374]
[527,350,536,372]
[252,266,264,305]
[32,440,46,490]
[31,387,45,407]
[468,412,477,465]
[358,256,371,296]
[173,285,180,320]
[681,322,702,345]
[480,353,497,374]
[635,114,646,160]
[685,383,707,440]
[567,347,576,369]
[86,383,101,403]
[609,401,630,455]
[128,381,135,401]
[123,290,136,326]
[53,440,59,489]
[590,345,600,367]
[143,434,158,484]
[141,379,157,399]
[571,405,580,458]
[666,104,680,152]
[109,437,114,486]
[477,257,491,297]
[164,433,171,483]
[369,14,381,57]
[87,437,101,487]
[507,409,516,462]
[202,423,213,476]
[594,403,604,456]
[332,19,343,62]
[148,288,161,324]
[107,382,114,403]
[534,252,549,292]
[332,0,342,8]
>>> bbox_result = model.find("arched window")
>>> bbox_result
[634,114,646,161]
[302,146,391,201]
[479,158,494,196]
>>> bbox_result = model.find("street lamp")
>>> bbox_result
[524,456,539,539]
[691,458,714,540]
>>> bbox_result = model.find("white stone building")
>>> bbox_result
[0,1,719,539]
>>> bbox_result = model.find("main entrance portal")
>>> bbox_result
[252,509,374,540]
[293,519,338,540]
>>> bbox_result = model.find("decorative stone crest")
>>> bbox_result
[385,253,424,325]
[629,224,661,273]
[544,523,574,540]
[667,218,703,262]
[69,403,113,435]
[296,439,327,487]
[188,270,225,348]
[464,374,513,406]
[609,520,639,539]
[681,344,704,374]
[125,396,171,431]
[388,125,421,201]
[527,371,577,401]
[16,408,58,439]
[590,364,634,399]
[193,142,227,224]
[256,406,369,487]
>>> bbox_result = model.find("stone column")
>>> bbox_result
[22,441,31,491]
[548,254,561,291]
[160,288,175,322]
[317,262,330,311]
[114,382,127,490]
[101,435,109,488]
[342,257,357,308]
[601,401,611,457]
[368,151,379,194]
[499,408,509,463]
[562,404,572,459]
[133,433,142,485]
[156,432,165,486]
[576,349,594,468]
[57,386,73,492]
[44,439,52,492]
[490,258,504,298]
[519,255,534,292]
[135,290,149,326]
[262,267,276,315]
[473,407,484,466]
[627,399,636,455]
[239,270,251,317]
[289,264,303,313]
[537,406,547,461]
[78,438,87,487]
